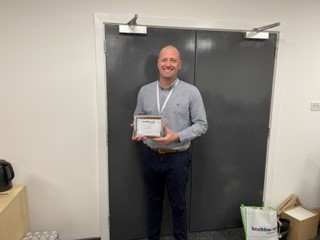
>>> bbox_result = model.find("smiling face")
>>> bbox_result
[157,45,182,84]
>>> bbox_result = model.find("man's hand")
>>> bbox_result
[131,123,147,141]
[153,125,179,145]
[132,134,147,141]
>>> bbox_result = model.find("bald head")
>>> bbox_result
[158,45,181,60]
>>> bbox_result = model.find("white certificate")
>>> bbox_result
[134,115,163,137]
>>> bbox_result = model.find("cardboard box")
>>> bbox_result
[280,206,319,240]
[277,193,302,215]
[311,208,320,225]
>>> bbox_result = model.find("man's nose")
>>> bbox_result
[164,60,171,66]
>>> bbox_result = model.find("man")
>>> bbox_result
[132,45,208,240]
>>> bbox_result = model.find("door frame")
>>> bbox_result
[94,13,284,240]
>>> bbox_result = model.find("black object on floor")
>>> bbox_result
[136,228,244,240]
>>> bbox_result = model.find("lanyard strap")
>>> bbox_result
[157,80,179,114]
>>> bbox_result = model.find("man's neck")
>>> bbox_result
[158,77,176,89]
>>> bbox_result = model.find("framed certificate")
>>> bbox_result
[133,115,163,137]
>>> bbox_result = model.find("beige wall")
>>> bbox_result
[1,1,320,239]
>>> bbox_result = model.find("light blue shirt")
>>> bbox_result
[134,79,208,149]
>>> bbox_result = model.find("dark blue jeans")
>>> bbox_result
[143,146,191,240]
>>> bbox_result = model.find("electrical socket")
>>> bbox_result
[310,101,320,111]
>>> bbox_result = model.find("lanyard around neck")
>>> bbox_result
[157,80,179,115]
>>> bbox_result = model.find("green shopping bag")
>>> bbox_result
[240,204,278,240]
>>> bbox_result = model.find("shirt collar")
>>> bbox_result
[158,78,179,90]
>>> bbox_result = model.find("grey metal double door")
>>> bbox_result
[105,25,277,240]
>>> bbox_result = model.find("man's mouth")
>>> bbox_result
[163,68,173,73]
